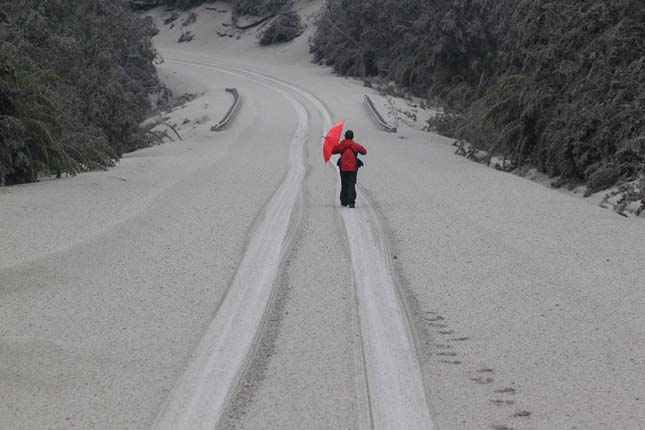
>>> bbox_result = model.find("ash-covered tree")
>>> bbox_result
[0,0,163,185]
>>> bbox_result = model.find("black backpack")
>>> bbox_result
[337,147,364,169]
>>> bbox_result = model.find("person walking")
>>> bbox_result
[333,130,367,208]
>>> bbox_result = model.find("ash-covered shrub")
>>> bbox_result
[178,30,194,43]
[585,167,621,196]
[163,11,179,25]
[259,11,303,45]
[182,12,197,27]
[426,112,460,137]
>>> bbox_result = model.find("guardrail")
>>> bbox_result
[211,88,241,132]
[364,95,397,133]
[234,14,275,30]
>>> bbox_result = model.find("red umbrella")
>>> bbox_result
[323,120,344,163]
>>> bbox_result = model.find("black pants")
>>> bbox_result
[339,170,357,206]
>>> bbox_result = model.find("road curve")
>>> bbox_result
[151,57,309,430]
[158,53,434,430]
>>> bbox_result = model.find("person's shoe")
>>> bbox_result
[349,203,355,208]
[341,202,348,207]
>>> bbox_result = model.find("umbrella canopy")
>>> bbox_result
[323,120,344,163]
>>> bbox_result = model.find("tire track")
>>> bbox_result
[340,191,434,429]
[159,53,434,430]
[219,58,435,430]
[151,57,309,430]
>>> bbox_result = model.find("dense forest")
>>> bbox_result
[312,0,645,195]
[0,0,163,186]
